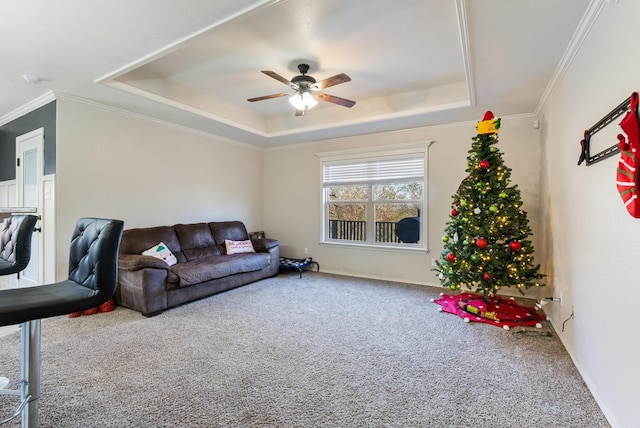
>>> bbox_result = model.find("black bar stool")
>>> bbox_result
[0,214,38,277]
[0,217,124,428]
[0,214,38,398]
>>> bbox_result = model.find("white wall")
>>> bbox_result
[264,114,543,295]
[55,98,264,279]
[539,2,640,426]
[0,180,17,207]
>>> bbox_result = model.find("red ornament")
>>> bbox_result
[446,253,456,262]
[479,160,490,169]
[482,111,495,121]
[482,272,491,281]
[476,238,488,249]
[509,241,522,251]
[451,209,459,216]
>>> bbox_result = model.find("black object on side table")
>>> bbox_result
[279,257,320,278]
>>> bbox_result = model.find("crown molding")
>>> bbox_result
[456,0,476,107]
[0,91,57,126]
[535,0,607,115]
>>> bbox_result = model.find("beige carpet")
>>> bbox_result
[0,272,609,427]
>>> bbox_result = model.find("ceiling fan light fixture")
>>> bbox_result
[289,91,318,110]
[249,64,355,115]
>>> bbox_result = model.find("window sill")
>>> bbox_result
[319,240,428,254]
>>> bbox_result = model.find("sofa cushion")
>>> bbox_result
[120,226,186,263]
[210,221,249,244]
[169,253,270,287]
[174,223,220,261]
[183,246,221,260]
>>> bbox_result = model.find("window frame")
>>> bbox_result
[316,142,433,253]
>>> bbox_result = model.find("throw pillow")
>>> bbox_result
[225,239,255,255]
[142,242,178,266]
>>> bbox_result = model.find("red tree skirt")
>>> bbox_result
[433,292,546,330]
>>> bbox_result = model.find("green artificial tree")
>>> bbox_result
[432,111,544,300]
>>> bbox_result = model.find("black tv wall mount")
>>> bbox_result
[578,92,638,166]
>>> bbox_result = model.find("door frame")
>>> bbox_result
[16,127,44,287]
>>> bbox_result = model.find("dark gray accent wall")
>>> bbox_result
[0,101,56,181]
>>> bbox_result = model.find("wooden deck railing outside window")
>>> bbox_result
[328,220,401,243]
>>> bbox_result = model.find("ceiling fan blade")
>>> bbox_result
[247,93,289,102]
[261,70,293,87]
[314,73,351,90]
[315,92,356,108]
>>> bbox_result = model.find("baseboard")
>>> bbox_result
[546,317,618,427]
[315,268,437,289]
[317,269,543,301]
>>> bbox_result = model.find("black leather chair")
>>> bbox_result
[0,215,38,277]
[0,218,124,428]
[0,214,38,423]
[0,215,38,397]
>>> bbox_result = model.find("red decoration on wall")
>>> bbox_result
[616,92,640,218]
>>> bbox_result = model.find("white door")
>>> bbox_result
[16,128,43,288]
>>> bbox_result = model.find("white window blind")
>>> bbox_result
[323,154,424,186]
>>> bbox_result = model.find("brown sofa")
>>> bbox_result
[115,221,279,316]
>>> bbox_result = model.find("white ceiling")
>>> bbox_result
[1,0,593,148]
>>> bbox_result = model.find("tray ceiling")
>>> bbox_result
[1,0,595,147]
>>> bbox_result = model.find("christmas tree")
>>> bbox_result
[432,112,544,300]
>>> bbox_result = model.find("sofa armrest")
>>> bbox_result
[251,238,279,252]
[118,254,171,271]
[116,264,169,317]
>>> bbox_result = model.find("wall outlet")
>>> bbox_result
[303,247,309,255]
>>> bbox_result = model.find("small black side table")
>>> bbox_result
[279,257,320,278]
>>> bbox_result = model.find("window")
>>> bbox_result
[318,144,429,250]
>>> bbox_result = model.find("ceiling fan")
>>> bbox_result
[247,63,356,116]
